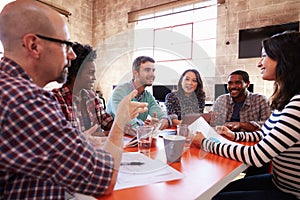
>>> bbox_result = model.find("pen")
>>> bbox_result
[125,137,138,147]
[120,161,145,166]
[126,139,138,146]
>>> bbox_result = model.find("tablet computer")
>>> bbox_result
[181,113,202,126]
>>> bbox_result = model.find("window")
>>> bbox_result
[132,0,217,78]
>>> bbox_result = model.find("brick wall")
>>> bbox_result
[47,0,94,45]
[48,0,300,101]
[215,0,300,99]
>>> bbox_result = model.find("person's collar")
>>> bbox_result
[1,57,32,82]
[61,84,72,94]
[129,79,135,91]
[129,79,145,100]
[243,91,252,106]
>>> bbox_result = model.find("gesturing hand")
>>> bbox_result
[144,112,159,126]
[115,90,148,130]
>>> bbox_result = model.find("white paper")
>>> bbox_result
[75,152,183,200]
[188,116,240,145]
[115,152,184,190]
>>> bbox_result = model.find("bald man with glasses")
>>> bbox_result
[35,34,75,52]
[0,0,148,199]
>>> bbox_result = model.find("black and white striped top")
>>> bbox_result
[203,94,300,198]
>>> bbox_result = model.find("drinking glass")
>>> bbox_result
[136,125,154,156]
[177,124,193,151]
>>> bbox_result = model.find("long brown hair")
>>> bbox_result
[262,31,300,110]
[177,69,206,104]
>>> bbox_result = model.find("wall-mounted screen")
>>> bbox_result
[152,85,177,102]
[239,22,299,58]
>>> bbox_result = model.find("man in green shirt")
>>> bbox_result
[107,56,171,135]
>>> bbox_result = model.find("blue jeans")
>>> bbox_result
[212,174,297,200]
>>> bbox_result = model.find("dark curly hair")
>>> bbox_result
[66,42,97,84]
[229,70,249,83]
[262,31,300,110]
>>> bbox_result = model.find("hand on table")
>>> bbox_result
[144,112,165,131]
[224,122,241,131]
[215,125,235,140]
[191,131,205,148]
[144,112,159,126]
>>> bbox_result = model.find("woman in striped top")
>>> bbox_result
[192,31,300,200]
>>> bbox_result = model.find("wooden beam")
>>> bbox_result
[36,0,71,18]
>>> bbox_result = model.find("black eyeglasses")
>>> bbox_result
[35,34,74,53]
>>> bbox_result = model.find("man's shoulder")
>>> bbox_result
[213,94,233,109]
[248,92,268,101]
[2,72,37,96]
[107,82,131,106]
[212,94,231,111]
[1,74,55,106]
[167,91,176,97]
[215,93,231,102]
[112,82,131,94]
[51,86,64,96]
[51,85,70,101]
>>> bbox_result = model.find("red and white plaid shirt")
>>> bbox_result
[52,85,113,132]
[0,57,114,199]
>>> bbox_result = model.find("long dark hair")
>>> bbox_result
[177,69,205,103]
[262,31,300,110]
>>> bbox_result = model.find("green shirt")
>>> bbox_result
[106,80,168,127]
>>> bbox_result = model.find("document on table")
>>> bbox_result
[115,152,184,190]
[188,116,241,146]
[75,152,184,200]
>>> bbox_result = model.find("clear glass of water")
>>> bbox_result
[136,125,154,156]
[177,124,193,151]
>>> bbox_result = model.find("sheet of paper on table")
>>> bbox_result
[188,116,241,146]
[115,152,184,190]
[75,152,183,200]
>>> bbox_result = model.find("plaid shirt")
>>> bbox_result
[212,91,272,129]
[52,85,113,132]
[0,57,114,199]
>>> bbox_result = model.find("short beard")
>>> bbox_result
[144,83,153,87]
[57,67,68,84]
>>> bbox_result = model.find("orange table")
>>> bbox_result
[98,137,252,200]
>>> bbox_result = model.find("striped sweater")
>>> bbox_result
[203,94,300,198]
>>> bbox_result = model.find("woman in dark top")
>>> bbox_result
[165,69,206,126]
